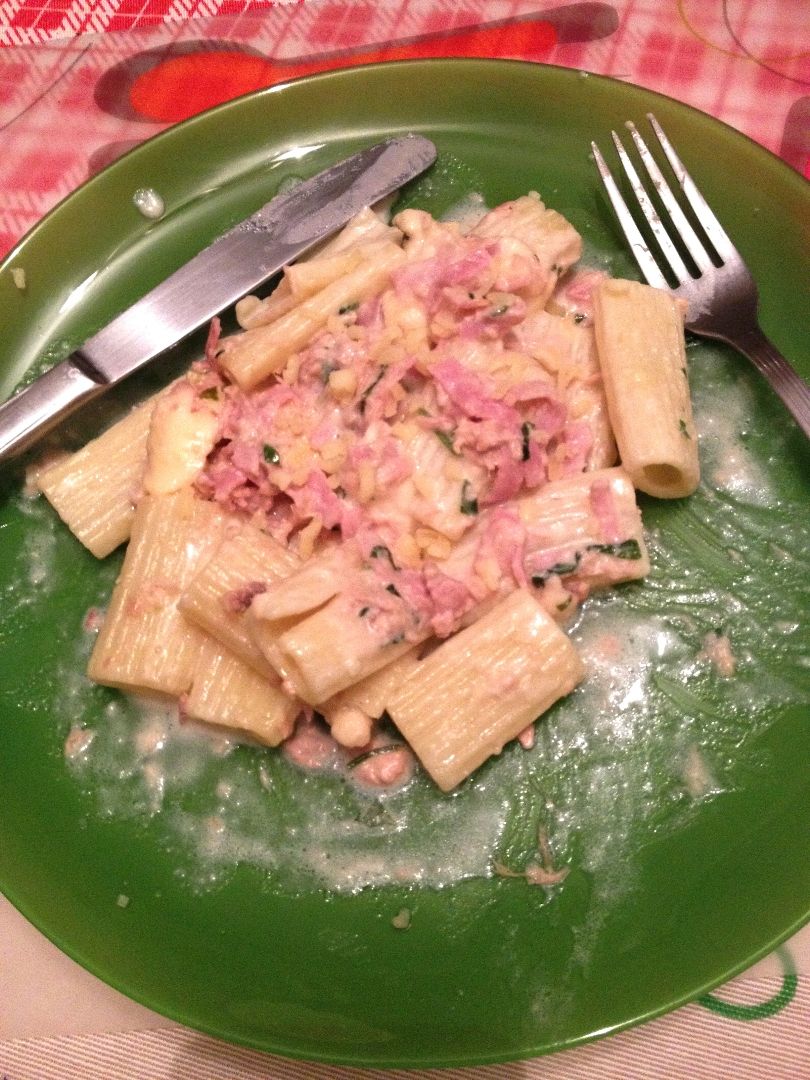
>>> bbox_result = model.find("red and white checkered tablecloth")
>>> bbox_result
[1,2,809,1078]
[1,0,809,257]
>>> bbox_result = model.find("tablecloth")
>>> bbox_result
[1,1,809,1076]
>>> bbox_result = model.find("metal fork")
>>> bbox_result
[592,114,810,440]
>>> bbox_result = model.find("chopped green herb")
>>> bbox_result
[388,632,405,645]
[338,301,359,315]
[556,598,573,612]
[385,583,401,597]
[416,407,431,417]
[531,553,581,587]
[591,539,642,560]
[370,545,397,568]
[460,480,479,515]
[200,386,219,400]
[262,444,280,465]
[435,428,459,455]
[358,366,387,414]
[521,421,534,462]
[320,361,339,384]
[489,304,509,317]
[530,539,642,588]
[573,312,586,325]
[347,744,402,769]
[358,606,370,618]
[679,418,691,439]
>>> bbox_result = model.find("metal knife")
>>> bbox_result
[0,134,437,463]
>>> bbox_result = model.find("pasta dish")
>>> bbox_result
[36,191,699,794]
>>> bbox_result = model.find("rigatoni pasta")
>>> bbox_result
[87,488,227,695]
[592,278,699,498]
[386,590,584,792]
[37,191,700,794]
[179,520,300,678]
[185,636,298,747]
[219,240,407,389]
[36,393,157,557]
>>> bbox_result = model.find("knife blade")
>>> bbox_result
[0,134,437,463]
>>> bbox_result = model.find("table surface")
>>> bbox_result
[1,1,808,1077]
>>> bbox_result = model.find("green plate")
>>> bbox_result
[0,60,808,1067]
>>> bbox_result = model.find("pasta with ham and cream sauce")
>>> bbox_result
[38,192,699,794]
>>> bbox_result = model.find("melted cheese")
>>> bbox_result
[143,383,220,496]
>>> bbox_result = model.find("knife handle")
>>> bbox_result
[0,358,104,464]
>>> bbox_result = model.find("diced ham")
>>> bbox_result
[204,316,222,364]
[505,381,566,437]
[287,469,362,537]
[432,359,519,426]
[222,581,267,614]
[552,421,593,478]
[476,507,529,590]
[281,714,339,771]
[423,565,475,636]
[480,444,523,506]
[550,267,608,323]
[348,740,415,789]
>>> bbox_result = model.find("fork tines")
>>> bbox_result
[591,114,737,289]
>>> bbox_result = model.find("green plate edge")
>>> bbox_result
[0,59,808,1067]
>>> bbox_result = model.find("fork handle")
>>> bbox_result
[730,325,810,440]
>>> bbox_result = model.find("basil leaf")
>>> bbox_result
[521,421,534,462]
[531,552,581,586]
[358,366,387,414]
[370,545,397,568]
[435,429,459,455]
[460,480,479,515]
[590,539,642,560]
[347,744,403,769]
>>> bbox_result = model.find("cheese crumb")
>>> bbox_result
[391,907,411,930]
[328,368,357,400]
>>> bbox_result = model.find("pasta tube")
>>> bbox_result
[472,193,582,304]
[516,466,650,589]
[179,521,300,679]
[593,278,699,498]
[320,646,423,746]
[36,395,157,557]
[256,591,414,705]
[185,637,298,747]
[220,241,406,389]
[236,207,401,329]
[386,590,584,791]
[87,489,227,695]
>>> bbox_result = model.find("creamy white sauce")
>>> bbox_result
[441,192,488,232]
[6,236,804,920]
[133,187,165,220]
[62,673,509,894]
[691,349,775,506]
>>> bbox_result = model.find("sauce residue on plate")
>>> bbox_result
[9,243,807,922]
